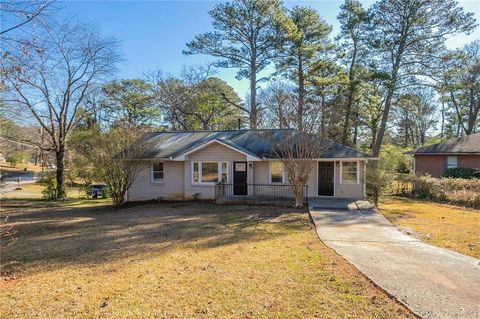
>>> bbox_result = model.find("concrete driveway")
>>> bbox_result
[309,201,480,319]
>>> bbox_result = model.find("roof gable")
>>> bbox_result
[173,139,261,161]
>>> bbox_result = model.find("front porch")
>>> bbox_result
[215,183,309,205]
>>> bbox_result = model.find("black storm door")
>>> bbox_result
[233,162,247,195]
[318,162,334,196]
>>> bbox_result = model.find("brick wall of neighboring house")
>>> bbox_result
[458,155,480,170]
[415,154,480,177]
[414,155,445,177]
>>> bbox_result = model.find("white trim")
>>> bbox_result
[340,161,360,184]
[151,161,165,184]
[316,160,336,197]
[174,139,261,161]
[191,161,228,185]
[268,161,286,184]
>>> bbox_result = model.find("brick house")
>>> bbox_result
[406,133,480,177]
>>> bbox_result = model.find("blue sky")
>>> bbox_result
[63,0,480,99]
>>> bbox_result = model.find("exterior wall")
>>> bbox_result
[128,146,368,201]
[415,154,480,177]
[334,161,365,198]
[184,142,246,200]
[253,160,366,199]
[414,155,445,177]
[128,161,184,201]
[458,155,480,170]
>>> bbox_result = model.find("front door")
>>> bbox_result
[318,162,334,196]
[233,162,247,195]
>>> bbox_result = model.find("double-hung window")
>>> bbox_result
[270,161,284,183]
[192,161,228,184]
[341,161,358,184]
[447,156,458,169]
[152,162,164,182]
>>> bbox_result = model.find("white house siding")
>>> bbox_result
[128,153,367,201]
[128,161,184,201]
[184,142,247,199]
[253,160,366,199]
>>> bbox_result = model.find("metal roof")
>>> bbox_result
[406,133,480,155]
[138,129,374,159]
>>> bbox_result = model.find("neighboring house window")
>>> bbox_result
[270,161,284,183]
[192,161,228,184]
[341,161,358,184]
[152,162,164,182]
[447,156,458,169]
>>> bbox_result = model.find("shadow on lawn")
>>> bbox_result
[1,200,307,274]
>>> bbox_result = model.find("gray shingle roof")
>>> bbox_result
[407,133,480,155]
[138,129,373,159]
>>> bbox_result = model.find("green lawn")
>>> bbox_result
[379,196,480,258]
[0,198,414,318]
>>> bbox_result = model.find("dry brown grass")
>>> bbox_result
[0,199,414,318]
[379,196,480,258]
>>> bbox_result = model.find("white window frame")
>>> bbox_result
[447,156,458,169]
[340,161,359,184]
[191,161,229,185]
[269,161,286,184]
[151,161,165,183]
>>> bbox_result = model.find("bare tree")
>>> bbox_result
[92,126,149,206]
[258,82,296,129]
[439,41,480,135]
[0,0,53,39]
[2,18,120,198]
[271,129,327,207]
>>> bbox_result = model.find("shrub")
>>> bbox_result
[6,153,22,168]
[42,171,58,200]
[413,175,480,208]
[443,167,480,179]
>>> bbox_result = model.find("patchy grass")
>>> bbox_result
[0,199,414,318]
[1,182,95,201]
[379,196,480,258]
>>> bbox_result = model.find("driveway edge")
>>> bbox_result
[307,209,422,319]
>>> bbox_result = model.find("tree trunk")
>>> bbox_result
[297,55,304,131]
[55,144,66,199]
[342,43,358,145]
[294,185,304,207]
[440,100,445,139]
[249,59,257,129]
[352,108,358,147]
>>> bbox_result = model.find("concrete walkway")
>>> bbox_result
[309,200,480,319]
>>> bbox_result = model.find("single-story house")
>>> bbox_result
[127,129,374,202]
[406,133,480,177]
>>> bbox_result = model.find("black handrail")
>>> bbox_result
[215,183,308,205]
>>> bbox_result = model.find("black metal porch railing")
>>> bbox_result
[215,183,308,205]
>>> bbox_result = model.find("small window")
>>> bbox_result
[152,162,164,182]
[202,162,218,183]
[193,162,199,183]
[221,162,228,183]
[270,162,284,183]
[341,162,358,184]
[447,156,458,168]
